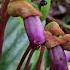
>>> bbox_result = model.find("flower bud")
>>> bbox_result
[25,16,45,45]
[49,45,68,70]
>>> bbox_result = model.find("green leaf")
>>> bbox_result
[44,48,51,67]
[30,50,40,70]
[0,16,29,70]
[40,0,51,20]
[30,48,50,70]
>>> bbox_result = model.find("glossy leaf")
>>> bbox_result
[0,16,29,70]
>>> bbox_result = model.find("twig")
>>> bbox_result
[16,45,31,70]
[24,49,35,70]
[36,47,45,70]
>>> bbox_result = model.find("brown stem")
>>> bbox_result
[16,45,31,70]
[24,49,35,70]
[0,0,10,55]
[36,47,45,70]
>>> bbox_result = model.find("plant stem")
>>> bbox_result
[36,47,45,70]
[24,49,35,70]
[0,0,10,55]
[16,45,31,70]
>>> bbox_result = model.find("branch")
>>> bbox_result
[24,49,35,70]
[16,45,31,70]
[36,47,45,70]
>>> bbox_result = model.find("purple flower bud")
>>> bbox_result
[25,16,45,45]
[49,45,68,70]
[65,50,70,62]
